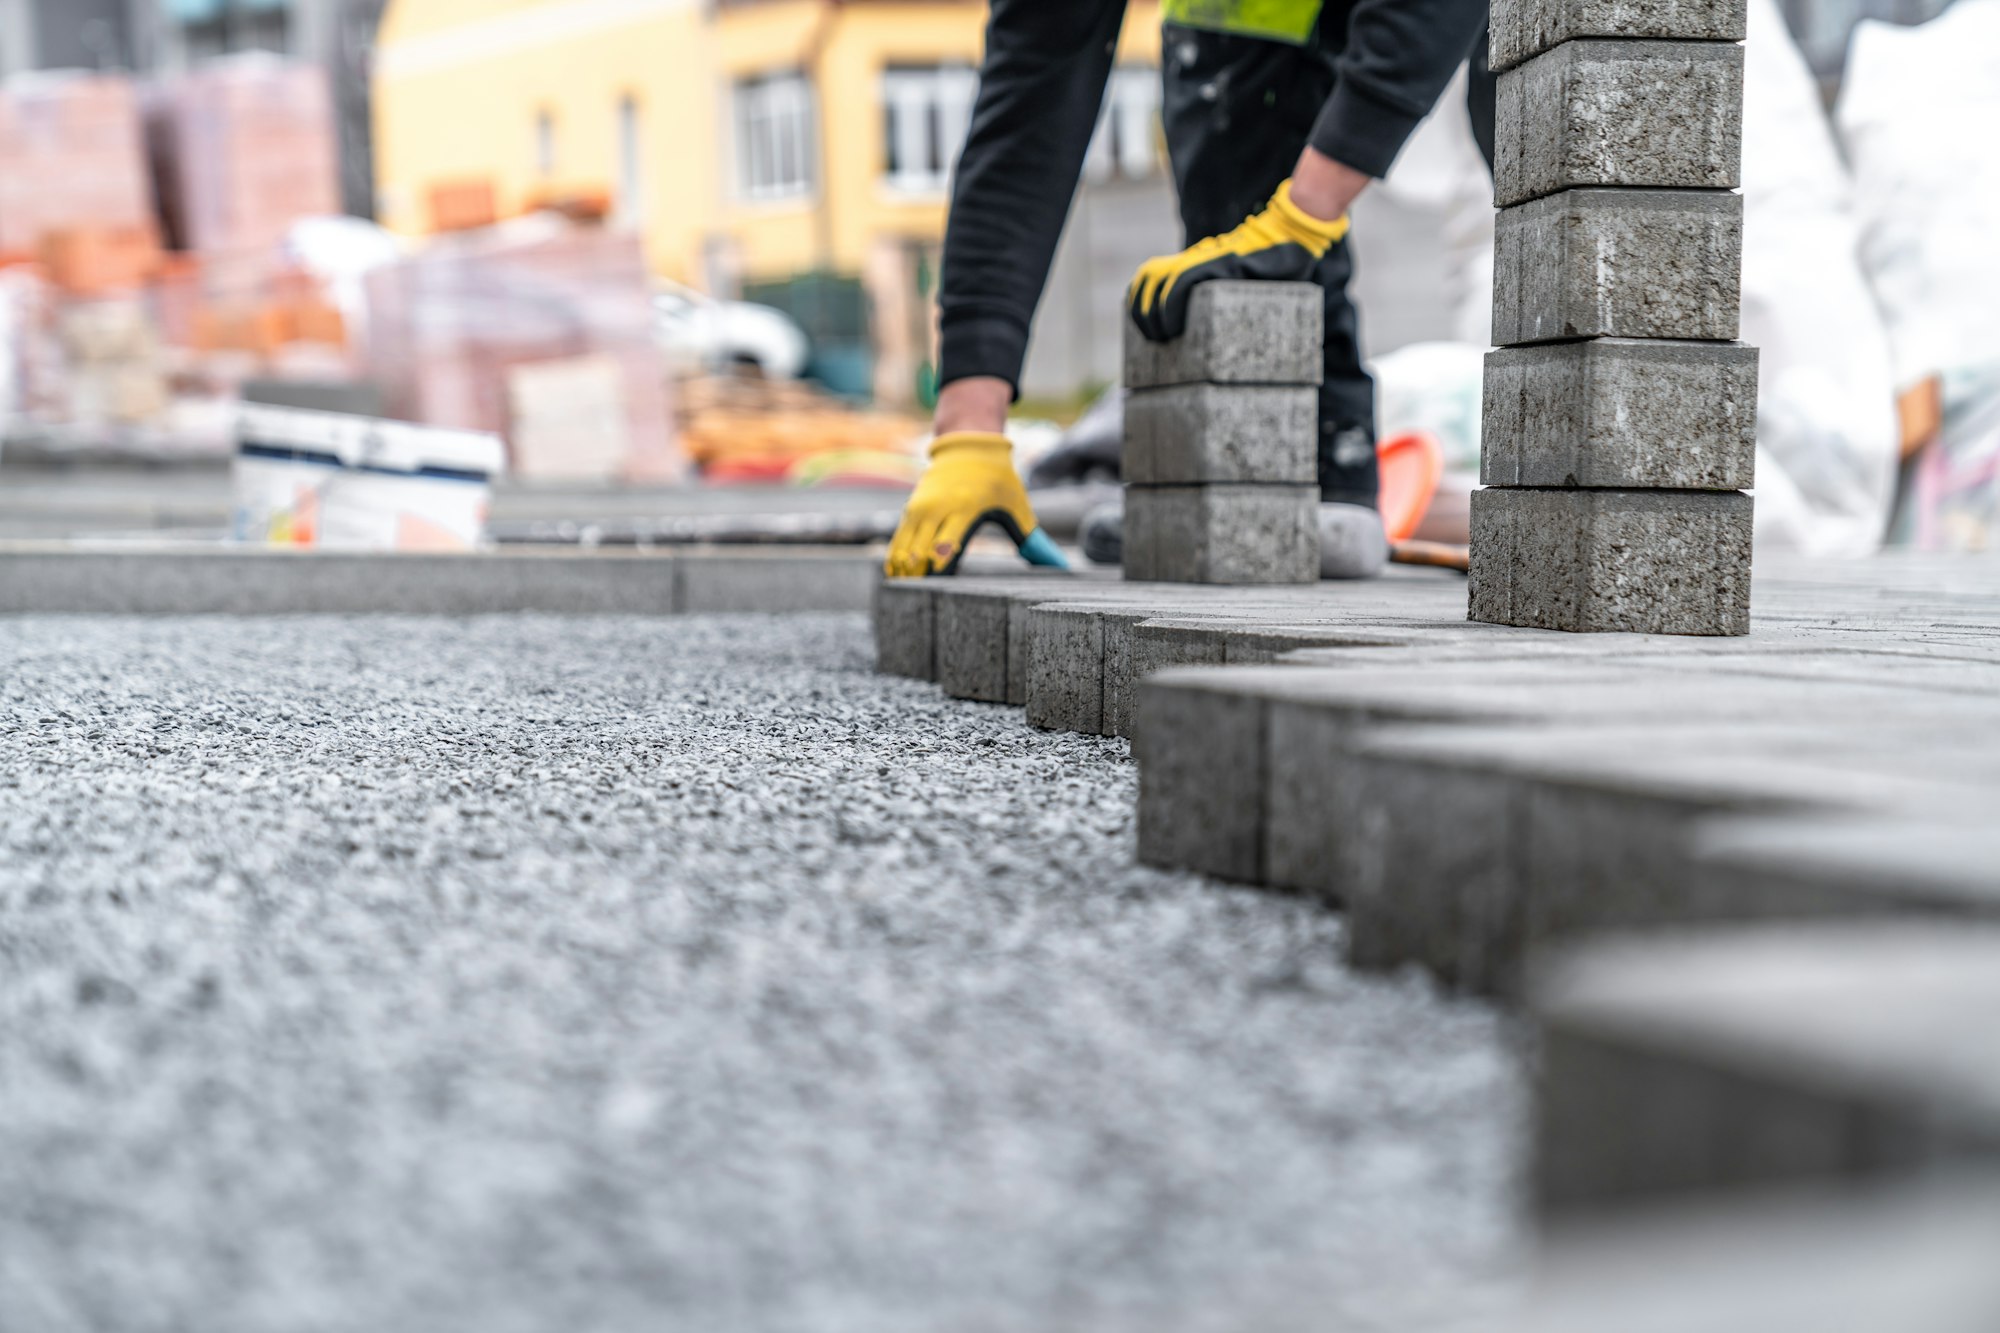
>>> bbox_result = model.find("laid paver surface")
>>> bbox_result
[0,613,1519,1333]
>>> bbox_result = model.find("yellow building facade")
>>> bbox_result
[374,0,1163,290]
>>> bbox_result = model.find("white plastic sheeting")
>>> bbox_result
[1840,0,2000,549]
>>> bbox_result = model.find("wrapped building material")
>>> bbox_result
[0,73,153,259]
[159,56,340,257]
[365,218,681,481]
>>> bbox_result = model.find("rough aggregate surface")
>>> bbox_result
[0,613,1522,1333]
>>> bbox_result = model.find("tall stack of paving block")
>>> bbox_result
[1122,281,1322,585]
[1471,0,1759,635]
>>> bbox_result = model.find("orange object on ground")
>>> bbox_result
[428,179,499,233]
[40,227,161,295]
[1376,429,1446,543]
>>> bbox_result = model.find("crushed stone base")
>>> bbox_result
[0,613,1521,1333]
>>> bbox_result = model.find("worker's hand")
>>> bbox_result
[885,431,1068,577]
[1127,178,1350,342]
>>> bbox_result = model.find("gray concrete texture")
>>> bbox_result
[1492,188,1743,345]
[1494,40,1744,207]
[1481,339,1759,490]
[1122,281,1323,389]
[0,543,881,616]
[1488,0,1748,72]
[1468,487,1754,635]
[1122,485,1321,585]
[0,613,1523,1333]
[1498,1177,2000,1333]
[1122,384,1318,485]
[1530,924,2000,1214]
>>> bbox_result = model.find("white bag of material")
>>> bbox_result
[1839,0,2000,548]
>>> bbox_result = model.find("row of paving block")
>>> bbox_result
[876,558,2000,1330]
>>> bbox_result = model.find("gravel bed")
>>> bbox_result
[0,613,1522,1332]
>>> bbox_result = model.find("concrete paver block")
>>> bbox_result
[1123,281,1323,389]
[1023,604,1107,733]
[1493,188,1743,345]
[1531,924,2000,1214]
[1123,383,1317,485]
[1490,0,1748,72]
[1104,620,1229,739]
[873,580,937,680]
[1495,40,1744,207]
[935,587,1016,703]
[1124,485,1320,585]
[1134,671,1269,883]
[1481,339,1759,490]
[1506,1179,2000,1333]
[1469,487,1753,635]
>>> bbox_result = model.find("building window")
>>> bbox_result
[177,1,293,64]
[881,65,976,195]
[1084,66,1160,184]
[735,72,815,202]
[535,108,556,178]
[616,94,643,225]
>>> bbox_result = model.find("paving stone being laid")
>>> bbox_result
[1530,923,2000,1215]
[1122,281,1323,389]
[1488,1177,2000,1333]
[1488,0,1749,73]
[1494,40,1744,207]
[0,613,1523,1333]
[1491,188,1743,345]
[1480,340,1758,490]
[1123,384,1319,485]
[1468,487,1754,635]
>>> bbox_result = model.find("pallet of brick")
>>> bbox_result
[364,220,683,482]
[1121,281,1321,584]
[159,56,340,257]
[1471,0,1758,635]
[0,73,153,260]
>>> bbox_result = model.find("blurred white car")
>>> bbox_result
[653,281,809,379]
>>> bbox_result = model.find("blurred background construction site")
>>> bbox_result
[0,0,1994,554]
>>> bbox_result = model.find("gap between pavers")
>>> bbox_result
[0,542,883,615]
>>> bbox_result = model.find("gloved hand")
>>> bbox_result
[884,431,1069,577]
[1127,179,1350,342]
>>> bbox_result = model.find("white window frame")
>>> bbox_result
[735,71,815,203]
[616,93,643,225]
[881,64,977,197]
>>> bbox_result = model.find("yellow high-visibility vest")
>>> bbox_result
[1161,0,1325,45]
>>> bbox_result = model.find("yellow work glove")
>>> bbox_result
[1128,178,1350,342]
[884,431,1068,578]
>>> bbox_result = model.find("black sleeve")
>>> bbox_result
[936,0,1127,394]
[1309,0,1490,178]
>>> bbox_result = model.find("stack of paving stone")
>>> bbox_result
[1472,0,1759,635]
[1122,281,1322,585]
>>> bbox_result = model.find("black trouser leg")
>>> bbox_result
[936,0,1128,393]
[1159,21,1379,508]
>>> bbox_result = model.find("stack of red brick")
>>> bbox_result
[366,220,682,482]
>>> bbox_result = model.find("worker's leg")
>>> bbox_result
[1160,21,1379,509]
[936,0,1128,399]
[1465,20,1498,173]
